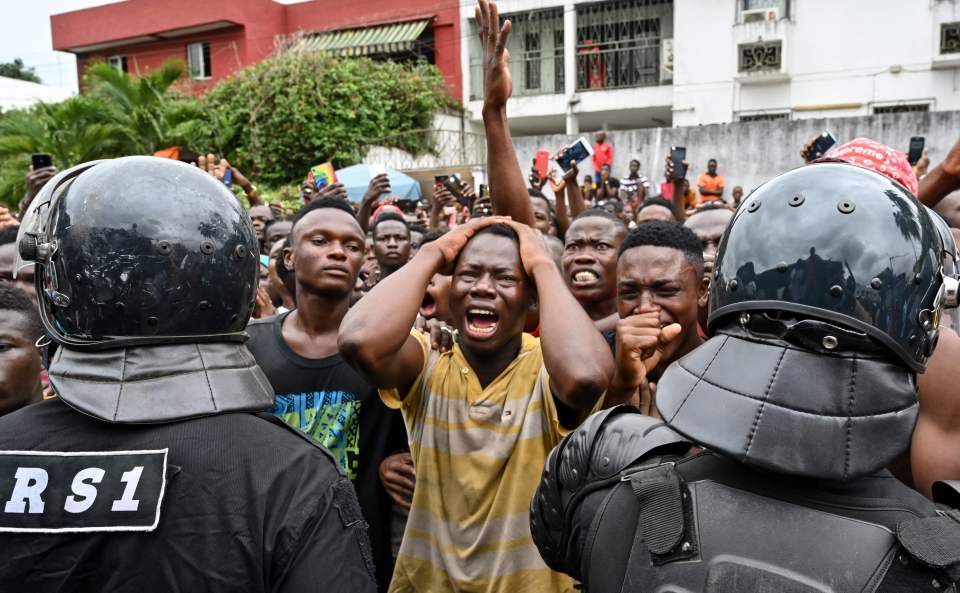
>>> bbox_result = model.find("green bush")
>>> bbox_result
[198,52,454,186]
[0,53,454,207]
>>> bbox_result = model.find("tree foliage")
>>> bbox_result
[83,59,201,155]
[0,52,454,206]
[0,59,42,84]
[196,52,454,185]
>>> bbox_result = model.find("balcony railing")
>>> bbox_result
[575,38,661,91]
[469,52,564,100]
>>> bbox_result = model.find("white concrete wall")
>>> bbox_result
[674,0,960,126]
[511,110,960,202]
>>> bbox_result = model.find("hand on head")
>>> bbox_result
[504,220,555,276]
[430,215,512,274]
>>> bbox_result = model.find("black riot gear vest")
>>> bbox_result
[531,408,960,593]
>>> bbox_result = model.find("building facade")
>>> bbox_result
[50,0,463,97]
[460,0,960,135]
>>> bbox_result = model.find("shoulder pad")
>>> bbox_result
[530,406,690,578]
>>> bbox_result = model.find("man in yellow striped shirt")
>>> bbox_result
[339,215,614,593]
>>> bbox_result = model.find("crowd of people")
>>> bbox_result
[1,1,960,591]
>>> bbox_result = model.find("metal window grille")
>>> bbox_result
[525,32,542,90]
[469,8,564,100]
[575,0,671,92]
[738,40,782,72]
[873,103,930,115]
[941,22,960,55]
[554,29,565,92]
[738,111,790,122]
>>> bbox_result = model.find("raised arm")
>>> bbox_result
[508,221,613,410]
[565,167,587,217]
[338,249,435,390]
[664,154,687,223]
[918,137,960,208]
[357,174,391,234]
[478,0,535,227]
[548,169,570,239]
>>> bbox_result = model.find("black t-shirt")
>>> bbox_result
[246,312,406,591]
[0,398,376,593]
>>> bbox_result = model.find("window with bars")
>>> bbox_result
[575,0,673,92]
[738,40,782,72]
[525,32,541,90]
[738,111,790,122]
[187,42,212,79]
[108,56,128,74]
[941,22,960,55]
[873,103,930,115]
[469,8,564,100]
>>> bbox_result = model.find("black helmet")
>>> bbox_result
[708,162,954,372]
[16,156,258,350]
[657,163,958,480]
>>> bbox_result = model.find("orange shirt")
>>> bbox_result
[697,172,726,202]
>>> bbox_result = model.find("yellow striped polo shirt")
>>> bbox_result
[380,331,576,593]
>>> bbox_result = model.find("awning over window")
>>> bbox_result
[294,19,431,57]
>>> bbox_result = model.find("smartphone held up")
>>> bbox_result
[31,153,53,171]
[555,138,594,172]
[907,137,925,166]
[669,146,686,180]
[308,162,337,190]
[806,131,837,163]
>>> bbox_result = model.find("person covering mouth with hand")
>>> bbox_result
[603,220,708,410]
[338,212,613,593]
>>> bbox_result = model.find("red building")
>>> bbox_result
[51,0,463,98]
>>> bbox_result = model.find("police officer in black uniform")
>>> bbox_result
[0,157,377,593]
[531,162,960,592]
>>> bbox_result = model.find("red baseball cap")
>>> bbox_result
[817,137,919,196]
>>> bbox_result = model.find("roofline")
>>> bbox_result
[59,20,241,54]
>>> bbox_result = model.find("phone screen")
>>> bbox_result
[670,147,687,180]
[31,153,52,170]
[907,137,925,166]
[556,140,591,172]
[808,131,836,162]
